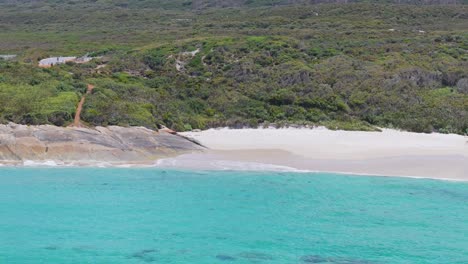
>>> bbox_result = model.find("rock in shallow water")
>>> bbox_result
[300,255,376,263]
[42,246,59,251]
[216,254,237,261]
[238,251,273,260]
[131,249,158,262]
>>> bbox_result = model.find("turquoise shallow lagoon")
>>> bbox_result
[0,168,467,263]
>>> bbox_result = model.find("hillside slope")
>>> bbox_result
[0,1,467,134]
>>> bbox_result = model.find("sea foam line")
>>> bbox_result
[154,158,313,173]
[1,159,465,183]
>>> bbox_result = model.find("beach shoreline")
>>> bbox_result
[178,127,467,181]
[1,127,466,181]
[0,153,466,182]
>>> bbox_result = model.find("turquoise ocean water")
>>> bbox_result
[0,168,467,263]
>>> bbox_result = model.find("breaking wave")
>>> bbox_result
[23,160,62,167]
[154,158,311,173]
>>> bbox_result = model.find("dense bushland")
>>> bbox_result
[0,1,467,134]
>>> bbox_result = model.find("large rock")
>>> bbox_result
[0,123,204,164]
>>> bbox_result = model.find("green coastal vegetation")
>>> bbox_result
[0,0,467,134]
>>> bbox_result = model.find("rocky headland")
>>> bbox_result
[0,123,204,165]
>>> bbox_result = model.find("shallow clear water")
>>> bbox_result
[0,168,467,264]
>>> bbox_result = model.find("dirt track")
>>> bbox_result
[72,84,94,127]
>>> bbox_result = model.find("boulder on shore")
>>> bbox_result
[0,123,204,164]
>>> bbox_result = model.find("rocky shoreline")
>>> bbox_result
[0,124,204,165]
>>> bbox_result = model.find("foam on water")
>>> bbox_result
[154,157,311,173]
[18,160,128,169]
[209,160,310,172]
[6,158,310,173]
[23,160,62,167]
[4,158,465,182]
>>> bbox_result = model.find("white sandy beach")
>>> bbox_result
[178,128,468,180]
